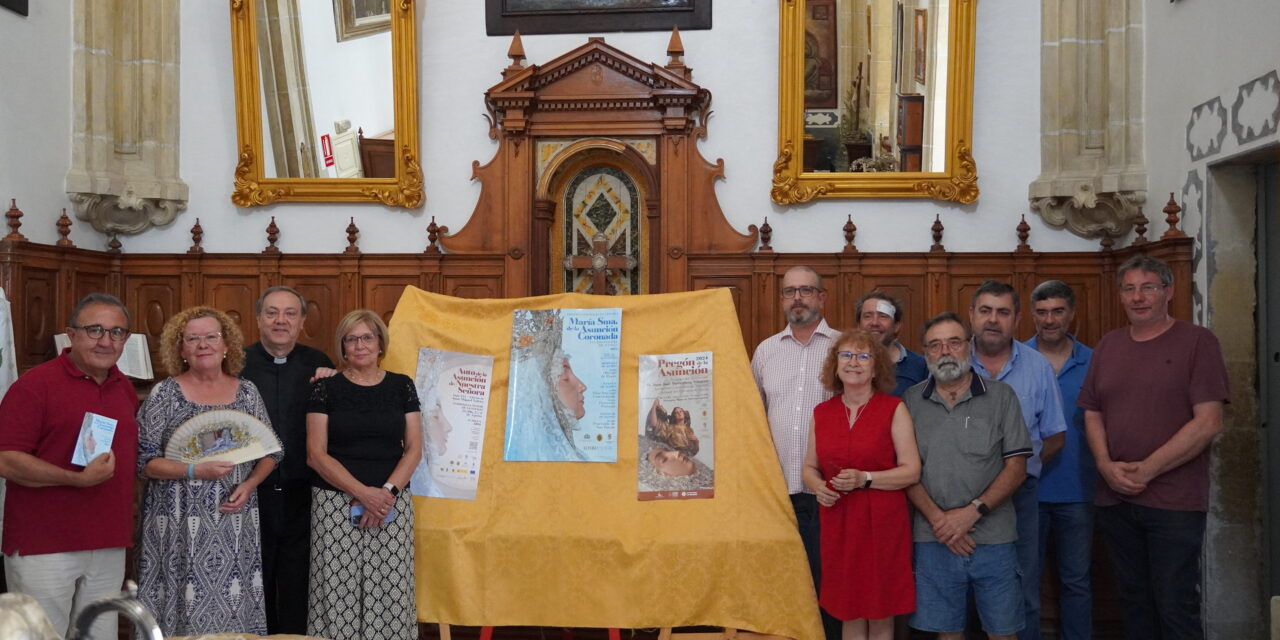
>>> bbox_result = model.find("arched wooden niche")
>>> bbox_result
[440,33,757,297]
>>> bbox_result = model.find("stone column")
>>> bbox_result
[1029,0,1146,240]
[65,0,188,239]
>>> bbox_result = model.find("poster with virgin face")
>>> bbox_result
[637,351,714,500]
[503,308,622,462]
[410,348,495,500]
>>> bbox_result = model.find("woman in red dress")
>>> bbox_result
[803,328,921,640]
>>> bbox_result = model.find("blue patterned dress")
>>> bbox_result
[136,377,281,636]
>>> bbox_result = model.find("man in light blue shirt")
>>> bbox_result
[969,280,1067,640]
[1025,280,1094,640]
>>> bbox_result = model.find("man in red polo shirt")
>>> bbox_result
[0,293,139,639]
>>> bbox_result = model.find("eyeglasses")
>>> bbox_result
[837,351,872,362]
[924,337,967,354]
[1120,283,1166,296]
[343,334,379,346]
[183,332,224,345]
[262,309,301,320]
[781,286,823,299]
[71,324,131,342]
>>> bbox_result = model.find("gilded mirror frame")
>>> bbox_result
[772,0,978,205]
[229,0,423,208]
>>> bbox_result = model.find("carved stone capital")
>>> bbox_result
[69,193,186,236]
[1030,188,1147,239]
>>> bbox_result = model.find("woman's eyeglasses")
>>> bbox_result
[837,351,872,362]
[182,332,224,345]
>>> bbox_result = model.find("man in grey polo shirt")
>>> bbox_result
[904,312,1032,640]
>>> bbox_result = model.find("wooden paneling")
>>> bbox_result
[21,267,58,364]
[0,236,1194,375]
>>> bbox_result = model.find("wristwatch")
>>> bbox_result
[970,498,989,516]
[862,472,873,489]
[382,482,400,497]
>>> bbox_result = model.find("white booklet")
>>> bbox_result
[54,333,154,380]
[71,412,117,466]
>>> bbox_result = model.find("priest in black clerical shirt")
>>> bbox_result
[241,286,336,635]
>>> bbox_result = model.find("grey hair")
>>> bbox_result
[1030,280,1076,307]
[68,293,130,328]
[920,311,971,344]
[1116,255,1174,287]
[255,285,308,316]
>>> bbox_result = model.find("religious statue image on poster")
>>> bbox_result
[637,351,714,500]
[504,308,622,462]
[410,348,495,500]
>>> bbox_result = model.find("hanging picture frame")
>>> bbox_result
[485,0,711,36]
[333,0,392,42]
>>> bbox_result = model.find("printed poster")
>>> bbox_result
[504,308,621,462]
[410,348,495,500]
[637,351,714,500]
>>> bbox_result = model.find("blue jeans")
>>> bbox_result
[791,493,841,640]
[1013,477,1040,640]
[911,542,1023,635]
[1097,502,1206,640]
[1038,501,1093,640]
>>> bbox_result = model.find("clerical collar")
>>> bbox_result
[273,355,288,365]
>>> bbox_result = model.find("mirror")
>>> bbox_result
[772,0,977,204]
[229,0,422,207]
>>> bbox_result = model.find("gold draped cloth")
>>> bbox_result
[382,287,823,640]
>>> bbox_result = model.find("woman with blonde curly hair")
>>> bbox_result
[136,306,280,635]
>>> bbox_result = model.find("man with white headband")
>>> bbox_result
[855,290,928,397]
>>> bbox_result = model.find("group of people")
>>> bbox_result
[752,256,1228,640]
[0,254,1229,640]
[0,287,420,640]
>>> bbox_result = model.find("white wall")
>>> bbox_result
[297,2,394,177]
[7,1,1105,255]
[1144,0,1280,316]
[0,2,73,248]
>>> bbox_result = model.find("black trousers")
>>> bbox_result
[791,492,842,640]
[259,482,313,635]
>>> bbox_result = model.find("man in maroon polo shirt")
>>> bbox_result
[0,293,139,639]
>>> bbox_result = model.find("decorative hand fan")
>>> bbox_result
[164,409,281,465]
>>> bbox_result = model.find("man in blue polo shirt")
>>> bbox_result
[1025,280,1094,640]
[855,290,928,396]
[969,280,1067,640]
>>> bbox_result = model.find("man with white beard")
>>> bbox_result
[903,312,1031,640]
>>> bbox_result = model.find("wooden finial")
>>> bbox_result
[842,215,858,253]
[263,216,280,254]
[1161,192,1186,239]
[758,217,773,253]
[107,232,122,255]
[425,216,449,254]
[504,32,527,78]
[666,27,689,78]
[188,218,204,254]
[1015,214,1031,252]
[1132,206,1149,245]
[56,208,74,247]
[1100,234,1115,252]
[344,217,360,254]
[4,199,26,242]
[930,214,945,252]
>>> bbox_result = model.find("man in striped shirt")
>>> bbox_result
[751,265,840,640]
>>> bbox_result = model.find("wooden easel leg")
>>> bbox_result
[479,626,494,640]
[439,624,453,640]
